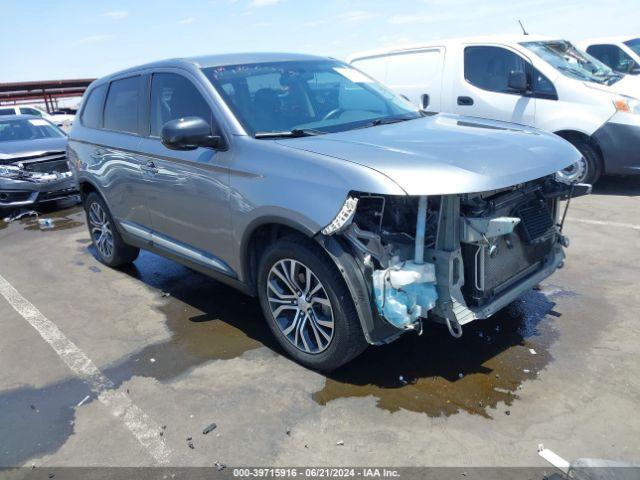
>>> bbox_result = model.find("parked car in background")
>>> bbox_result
[0,105,75,128]
[349,35,640,184]
[68,53,585,371]
[578,36,640,76]
[0,115,76,211]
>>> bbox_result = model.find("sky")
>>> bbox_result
[2,0,639,83]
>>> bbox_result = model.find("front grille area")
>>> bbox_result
[461,234,553,306]
[23,158,70,174]
[0,190,32,204]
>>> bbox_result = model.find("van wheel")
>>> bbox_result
[559,141,602,184]
[84,192,139,267]
[257,236,367,372]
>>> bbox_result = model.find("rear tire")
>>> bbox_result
[257,235,367,372]
[84,192,139,267]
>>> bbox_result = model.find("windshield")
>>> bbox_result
[202,60,421,136]
[0,118,65,142]
[624,38,640,56]
[522,40,621,85]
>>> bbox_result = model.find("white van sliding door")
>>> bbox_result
[384,49,444,111]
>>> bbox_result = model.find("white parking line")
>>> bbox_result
[0,273,172,465]
[571,218,640,231]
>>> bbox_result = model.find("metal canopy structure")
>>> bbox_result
[0,79,95,112]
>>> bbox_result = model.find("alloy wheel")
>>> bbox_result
[267,259,335,354]
[88,202,114,260]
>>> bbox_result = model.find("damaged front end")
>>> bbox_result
[318,176,590,343]
[0,153,76,208]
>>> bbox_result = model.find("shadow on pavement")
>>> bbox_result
[592,175,640,196]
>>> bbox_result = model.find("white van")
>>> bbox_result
[577,36,640,76]
[349,35,640,184]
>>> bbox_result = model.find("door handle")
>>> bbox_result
[457,96,474,106]
[140,160,159,174]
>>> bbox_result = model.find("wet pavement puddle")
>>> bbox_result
[0,201,84,233]
[315,287,569,417]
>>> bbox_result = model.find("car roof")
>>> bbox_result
[579,35,640,45]
[93,52,334,86]
[348,34,561,61]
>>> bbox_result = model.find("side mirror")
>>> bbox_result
[421,94,430,110]
[161,117,222,151]
[508,70,528,92]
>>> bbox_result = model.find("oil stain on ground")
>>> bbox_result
[315,287,572,417]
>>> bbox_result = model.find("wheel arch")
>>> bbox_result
[241,216,317,295]
[554,129,604,160]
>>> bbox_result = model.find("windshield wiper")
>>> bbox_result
[254,128,326,139]
[354,116,416,130]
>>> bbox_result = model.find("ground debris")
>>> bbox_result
[214,462,226,471]
[4,210,38,223]
[77,395,90,407]
[38,218,55,230]
[336,440,344,446]
[202,423,217,435]
[161,292,171,298]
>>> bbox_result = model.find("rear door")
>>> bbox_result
[81,76,153,232]
[451,44,536,126]
[137,70,234,276]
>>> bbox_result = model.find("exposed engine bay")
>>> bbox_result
[325,176,590,340]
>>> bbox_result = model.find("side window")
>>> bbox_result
[0,108,16,115]
[81,84,107,129]
[104,76,140,134]
[586,44,636,73]
[464,46,526,94]
[531,67,557,99]
[20,107,42,116]
[149,73,213,137]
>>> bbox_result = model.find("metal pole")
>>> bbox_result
[415,196,427,264]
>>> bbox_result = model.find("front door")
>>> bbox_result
[138,71,234,276]
[451,45,536,126]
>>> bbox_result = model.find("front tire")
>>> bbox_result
[84,192,139,267]
[257,236,367,372]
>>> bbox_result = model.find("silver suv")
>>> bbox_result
[68,53,587,371]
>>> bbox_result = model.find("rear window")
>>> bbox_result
[103,77,140,134]
[81,84,107,129]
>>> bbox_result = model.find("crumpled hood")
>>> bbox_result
[276,114,580,195]
[0,137,67,163]
[583,74,640,99]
